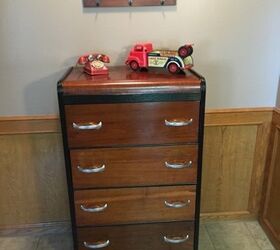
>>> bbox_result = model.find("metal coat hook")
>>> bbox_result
[96,0,100,6]
[128,0,133,6]
[161,0,165,5]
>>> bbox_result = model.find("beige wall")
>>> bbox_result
[0,0,280,115]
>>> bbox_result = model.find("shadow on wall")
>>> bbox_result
[276,76,280,107]
[24,71,62,115]
[23,58,76,115]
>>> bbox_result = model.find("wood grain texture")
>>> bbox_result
[78,222,193,250]
[0,134,70,227]
[0,116,60,135]
[83,0,177,7]
[201,125,258,213]
[273,108,280,124]
[260,109,280,250]
[248,121,272,216]
[60,67,201,96]
[71,145,197,188]
[0,108,274,227]
[205,108,273,126]
[65,102,199,148]
[74,186,196,226]
[201,211,252,222]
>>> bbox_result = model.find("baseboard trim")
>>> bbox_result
[201,211,255,222]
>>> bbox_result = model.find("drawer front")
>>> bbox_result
[78,221,194,250]
[75,186,196,226]
[71,145,198,189]
[65,102,199,148]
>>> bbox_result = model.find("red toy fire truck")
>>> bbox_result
[125,43,194,74]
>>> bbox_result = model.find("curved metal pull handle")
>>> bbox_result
[165,161,193,169]
[81,204,108,213]
[77,165,105,174]
[73,122,102,130]
[165,200,191,208]
[84,240,110,249]
[164,235,189,244]
[165,118,193,127]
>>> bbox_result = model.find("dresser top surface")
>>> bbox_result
[59,66,204,95]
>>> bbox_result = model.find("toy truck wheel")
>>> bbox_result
[168,63,180,74]
[178,45,193,58]
[129,61,139,71]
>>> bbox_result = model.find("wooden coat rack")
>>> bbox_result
[83,0,176,7]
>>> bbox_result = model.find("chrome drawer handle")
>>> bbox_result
[165,118,193,127]
[165,200,191,208]
[165,161,192,169]
[77,165,105,174]
[80,204,108,213]
[84,240,110,249]
[164,235,189,244]
[72,122,102,130]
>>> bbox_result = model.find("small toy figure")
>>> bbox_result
[125,43,194,74]
[77,53,110,76]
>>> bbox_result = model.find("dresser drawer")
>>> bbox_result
[78,221,194,250]
[71,145,198,189]
[65,102,199,148]
[74,186,196,226]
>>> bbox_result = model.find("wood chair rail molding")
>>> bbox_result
[0,115,60,135]
[0,107,274,135]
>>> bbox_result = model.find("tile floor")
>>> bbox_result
[0,220,275,250]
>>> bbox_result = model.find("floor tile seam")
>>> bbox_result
[203,222,218,250]
[244,221,274,250]
[240,221,262,250]
[35,236,42,250]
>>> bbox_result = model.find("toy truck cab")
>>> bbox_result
[126,43,153,70]
[126,42,194,74]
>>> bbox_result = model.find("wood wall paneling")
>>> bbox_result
[201,125,257,214]
[260,109,280,250]
[202,108,272,220]
[0,108,273,227]
[0,133,69,227]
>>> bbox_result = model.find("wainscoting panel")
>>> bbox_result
[260,109,280,249]
[202,108,272,220]
[0,133,69,227]
[0,108,273,227]
[201,125,258,214]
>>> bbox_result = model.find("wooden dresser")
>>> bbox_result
[58,66,206,250]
